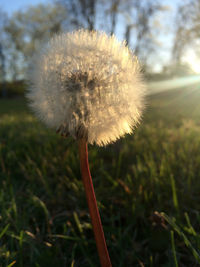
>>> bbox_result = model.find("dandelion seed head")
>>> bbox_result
[27,29,146,146]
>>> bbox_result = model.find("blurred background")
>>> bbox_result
[0,0,200,96]
[2,0,200,267]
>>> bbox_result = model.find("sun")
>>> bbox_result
[183,49,200,73]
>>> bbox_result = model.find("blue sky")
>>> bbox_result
[1,0,179,14]
[0,0,50,15]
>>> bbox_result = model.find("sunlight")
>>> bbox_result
[148,75,200,95]
[183,49,200,74]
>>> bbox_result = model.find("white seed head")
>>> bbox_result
[27,29,146,146]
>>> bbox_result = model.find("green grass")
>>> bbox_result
[1,85,200,266]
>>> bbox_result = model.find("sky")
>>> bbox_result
[0,0,50,15]
[1,0,180,15]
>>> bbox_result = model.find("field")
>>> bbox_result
[1,85,200,266]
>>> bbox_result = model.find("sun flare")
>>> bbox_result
[183,49,200,73]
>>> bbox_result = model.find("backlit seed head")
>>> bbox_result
[27,29,146,146]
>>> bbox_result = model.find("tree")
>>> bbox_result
[59,0,168,63]
[0,9,8,96]
[5,2,67,79]
[172,0,200,63]
[57,0,97,30]
[121,0,169,63]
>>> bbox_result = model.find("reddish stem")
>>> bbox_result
[78,138,112,267]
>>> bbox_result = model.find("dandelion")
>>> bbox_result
[27,29,146,267]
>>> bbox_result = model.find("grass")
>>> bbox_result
[1,84,200,266]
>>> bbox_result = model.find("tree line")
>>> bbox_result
[0,0,199,88]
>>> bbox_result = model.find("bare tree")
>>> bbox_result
[172,0,200,63]
[58,0,97,30]
[122,0,168,63]
[4,3,67,80]
[0,9,8,96]
[108,0,120,35]
[5,3,67,59]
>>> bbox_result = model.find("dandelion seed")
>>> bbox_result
[27,29,146,267]
[27,29,145,146]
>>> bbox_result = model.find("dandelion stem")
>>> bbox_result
[78,138,112,267]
